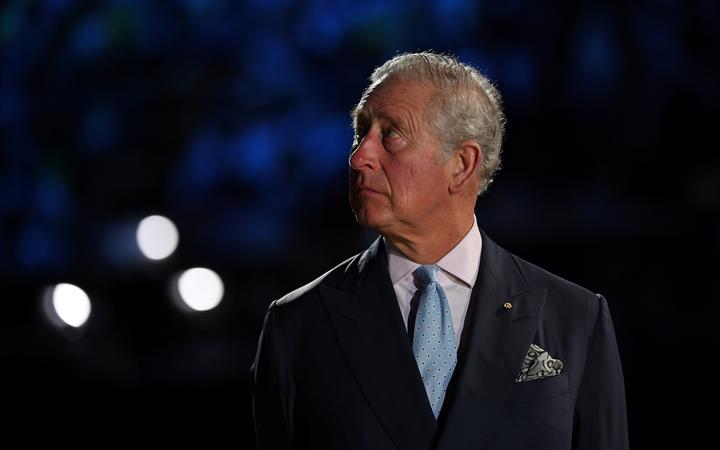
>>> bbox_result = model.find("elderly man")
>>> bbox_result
[250,52,629,450]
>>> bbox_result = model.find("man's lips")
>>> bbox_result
[355,186,385,196]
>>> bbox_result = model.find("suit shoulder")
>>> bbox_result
[273,253,360,308]
[507,252,608,339]
[509,252,601,306]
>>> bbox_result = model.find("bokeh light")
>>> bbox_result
[50,283,92,328]
[136,215,179,260]
[176,267,224,311]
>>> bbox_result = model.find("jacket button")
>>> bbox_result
[503,302,513,309]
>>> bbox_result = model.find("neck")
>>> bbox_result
[385,211,475,264]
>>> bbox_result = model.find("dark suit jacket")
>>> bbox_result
[250,229,629,450]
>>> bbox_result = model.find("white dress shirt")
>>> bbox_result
[384,216,482,346]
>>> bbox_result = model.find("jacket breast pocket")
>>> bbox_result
[507,372,569,404]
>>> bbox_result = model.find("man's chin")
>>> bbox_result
[352,208,390,233]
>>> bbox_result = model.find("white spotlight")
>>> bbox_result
[136,215,179,260]
[52,283,92,328]
[176,267,224,311]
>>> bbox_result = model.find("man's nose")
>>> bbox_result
[349,132,381,171]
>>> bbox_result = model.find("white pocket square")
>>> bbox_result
[515,344,564,383]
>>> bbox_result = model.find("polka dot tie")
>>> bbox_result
[411,264,458,418]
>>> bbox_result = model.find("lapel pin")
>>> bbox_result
[503,301,513,310]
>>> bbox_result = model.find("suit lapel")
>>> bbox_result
[433,230,548,450]
[319,238,438,450]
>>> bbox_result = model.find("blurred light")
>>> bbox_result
[226,124,277,184]
[136,215,179,260]
[51,283,91,328]
[176,267,224,311]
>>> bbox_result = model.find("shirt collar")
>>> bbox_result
[384,215,482,288]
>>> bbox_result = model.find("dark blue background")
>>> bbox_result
[2,0,718,448]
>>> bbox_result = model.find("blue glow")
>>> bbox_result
[180,0,218,14]
[172,129,223,197]
[45,0,71,16]
[247,0,294,13]
[68,13,107,58]
[247,33,299,91]
[294,2,346,54]
[432,0,476,32]
[336,0,403,27]
[32,172,73,220]
[297,115,352,178]
[574,20,620,88]
[225,125,278,184]
[15,223,66,270]
[210,207,288,259]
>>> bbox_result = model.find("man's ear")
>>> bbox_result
[447,140,482,194]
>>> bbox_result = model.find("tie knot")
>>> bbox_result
[414,264,440,287]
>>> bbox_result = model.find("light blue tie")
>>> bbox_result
[412,264,458,418]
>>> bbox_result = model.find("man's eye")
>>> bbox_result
[382,128,400,139]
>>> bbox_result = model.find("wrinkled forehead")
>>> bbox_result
[351,76,435,123]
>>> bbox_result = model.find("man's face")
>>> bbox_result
[349,79,452,239]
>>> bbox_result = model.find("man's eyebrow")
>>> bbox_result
[350,107,406,130]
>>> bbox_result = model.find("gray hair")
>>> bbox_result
[361,51,506,195]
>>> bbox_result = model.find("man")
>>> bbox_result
[250,52,629,450]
